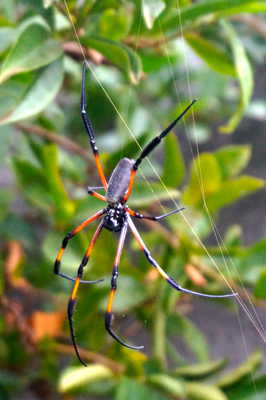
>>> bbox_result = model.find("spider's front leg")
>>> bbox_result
[127,215,237,299]
[54,209,105,283]
[81,62,107,189]
[105,221,144,350]
[127,206,185,221]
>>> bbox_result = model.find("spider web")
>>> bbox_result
[62,0,265,369]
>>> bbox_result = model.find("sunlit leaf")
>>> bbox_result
[0,18,62,83]
[58,364,113,393]
[220,21,253,134]
[214,145,251,179]
[175,359,227,379]
[218,351,263,388]
[206,176,264,213]
[185,33,236,76]
[186,382,228,400]
[182,153,221,207]
[0,58,64,125]
[142,0,165,29]
[148,374,185,397]
[162,134,185,188]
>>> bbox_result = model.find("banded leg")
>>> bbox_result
[127,216,237,298]
[105,222,144,350]
[68,221,104,366]
[81,62,107,189]
[88,186,106,202]
[123,100,196,202]
[54,209,106,283]
[127,207,185,221]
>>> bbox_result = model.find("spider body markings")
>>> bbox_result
[54,62,238,366]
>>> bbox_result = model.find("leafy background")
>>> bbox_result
[0,0,266,399]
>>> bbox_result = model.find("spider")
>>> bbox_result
[54,62,237,366]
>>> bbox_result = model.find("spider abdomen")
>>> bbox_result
[106,158,134,204]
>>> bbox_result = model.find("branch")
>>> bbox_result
[16,123,90,161]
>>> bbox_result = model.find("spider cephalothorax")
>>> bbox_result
[103,203,127,232]
[54,62,237,366]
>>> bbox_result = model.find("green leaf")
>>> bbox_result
[116,378,168,400]
[220,21,253,134]
[100,275,149,313]
[0,18,62,83]
[217,351,263,388]
[58,364,113,393]
[167,313,209,362]
[84,36,142,84]
[186,382,228,400]
[41,144,75,221]
[185,33,236,76]
[0,27,16,53]
[206,176,264,213]
[225,375,266,400]
[182,153,221,207]
[175,359,227,379]
[241,238,266,283]
[0,58,64,125]
[214,145,251,179]
[142,0,165,29]
[12,158,52,211]
[148,374,185,397]
[98,8,132,41]
[160,0,266,31]
[255,269,266,299]
[162,134,185,188]
[130,181,180,207]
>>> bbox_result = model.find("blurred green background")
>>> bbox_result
[1,1,266,399]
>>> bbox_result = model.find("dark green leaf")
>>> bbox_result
[84,36,142,84]
[167,313,209,362]
[225,375,266,400]
[255,269,266,299]
[116,378,168,400]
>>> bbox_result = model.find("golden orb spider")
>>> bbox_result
[54,62,237,366]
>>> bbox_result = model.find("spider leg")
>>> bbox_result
[54,209,106,283]
[81,62,108,189]
[88,187,106,202]
[105,221,144,351]
[127,215,237,299]
[127,207,185,221]
[123,100,196,202]
[68,221,104,366]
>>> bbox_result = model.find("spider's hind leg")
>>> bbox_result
[68,221,104,366]
[128,215,237,299]
[105,222,144,351]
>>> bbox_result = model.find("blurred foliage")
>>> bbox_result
[0,0,266,399]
